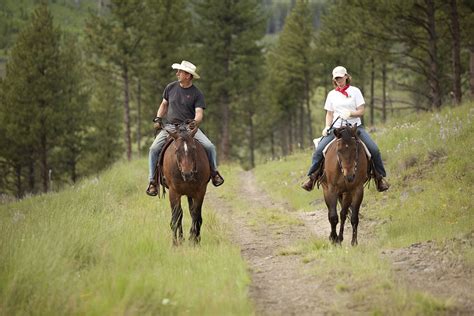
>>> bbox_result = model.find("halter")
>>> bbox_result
[336,136,360,176]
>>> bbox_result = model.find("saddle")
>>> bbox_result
[153,137,174,198]
[314,138,377,189]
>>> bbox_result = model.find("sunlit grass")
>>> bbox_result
[0,160,253,315]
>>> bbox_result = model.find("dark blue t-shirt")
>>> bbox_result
[163,81,206,123]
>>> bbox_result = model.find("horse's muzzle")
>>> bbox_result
[345,174,355,183]
[181,171,195,182]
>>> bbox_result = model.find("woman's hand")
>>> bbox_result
[341,109,352,120]
[322,126,330,136]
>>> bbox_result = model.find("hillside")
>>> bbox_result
[0,102,473,314]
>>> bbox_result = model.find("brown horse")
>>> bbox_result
[162,122,211,245]
[321,125,369,246]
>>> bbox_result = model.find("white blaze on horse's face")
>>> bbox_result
[184,142,188,155]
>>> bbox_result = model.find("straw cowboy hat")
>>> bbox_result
[171,60,200,79]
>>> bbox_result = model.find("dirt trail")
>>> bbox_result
[207,170,347,315]
[207,170,474,315]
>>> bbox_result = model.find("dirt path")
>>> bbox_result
[207,170,474,315]
[207,170,346,315]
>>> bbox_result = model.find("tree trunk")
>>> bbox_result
[382,63,387,123]
[370,58,375,125]
[122,64,132,161]
[40,121,48,193]
[219,92,230,161]
[298,103,304,149]
[271,130,275,160]
[305,80,313,147]
[15,164,23,198]
[248,111,255,169]
[426,0,442,109]
[449,0,461,105]
[28,154,35,193]
[137,78,142,157]
[470,47,474,100]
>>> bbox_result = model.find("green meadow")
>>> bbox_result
[0,161,252,315]
[1,102,473,315]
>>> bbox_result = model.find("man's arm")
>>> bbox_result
[156,99,168,118]
[194,107,204,125]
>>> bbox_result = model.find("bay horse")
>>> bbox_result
[162,122,211,245]
[321,125,369,246]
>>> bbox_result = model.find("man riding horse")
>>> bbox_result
[146,60,224,196]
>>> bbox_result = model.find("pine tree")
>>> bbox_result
[85,0,146,161]
[193,0,266,162]
[55,34,90,184]
[267,0,316,151]
[1,4,66,194]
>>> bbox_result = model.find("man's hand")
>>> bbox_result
[321,126,330,137]
[153,117,163,130]
[188,119,198,130]
[341,109,352,120]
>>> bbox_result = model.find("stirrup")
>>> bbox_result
[376,178,390,192]
[146,182,158,196]
[211,171,224,187]
[301,174,317,192]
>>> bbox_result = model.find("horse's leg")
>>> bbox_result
[324,189,339,243]
[169,190,183,246]
[338,193,351,244]
[189,194,204,245]
[183,196,194,243]
[350,188,364,246]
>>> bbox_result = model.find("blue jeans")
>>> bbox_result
[307,126,387,177]
[148,129,218,182]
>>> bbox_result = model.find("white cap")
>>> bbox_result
[332,66,348,79]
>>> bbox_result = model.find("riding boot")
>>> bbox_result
[301,172,318,192]
[211,170,224,187]
[146,181,158,196]
[375,177,390,192]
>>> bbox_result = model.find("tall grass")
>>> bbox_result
[0,160,253,315]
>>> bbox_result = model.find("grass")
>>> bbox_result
[0,160,253,315]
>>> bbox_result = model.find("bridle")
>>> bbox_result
[336,136,360,176]
[173,136,198,180]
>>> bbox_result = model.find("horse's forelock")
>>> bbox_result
[339,127,353,142]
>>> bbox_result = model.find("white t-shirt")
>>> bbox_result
[324,86,365,128]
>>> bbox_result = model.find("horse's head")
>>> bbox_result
[167,122,199,182]
[333,125,360,183]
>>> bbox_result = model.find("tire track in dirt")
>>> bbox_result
[207,170,342,315]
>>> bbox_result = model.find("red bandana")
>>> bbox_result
[335,84,350,97]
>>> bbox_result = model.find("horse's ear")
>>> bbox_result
[352,124,358,136]
[334,128,341,138]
